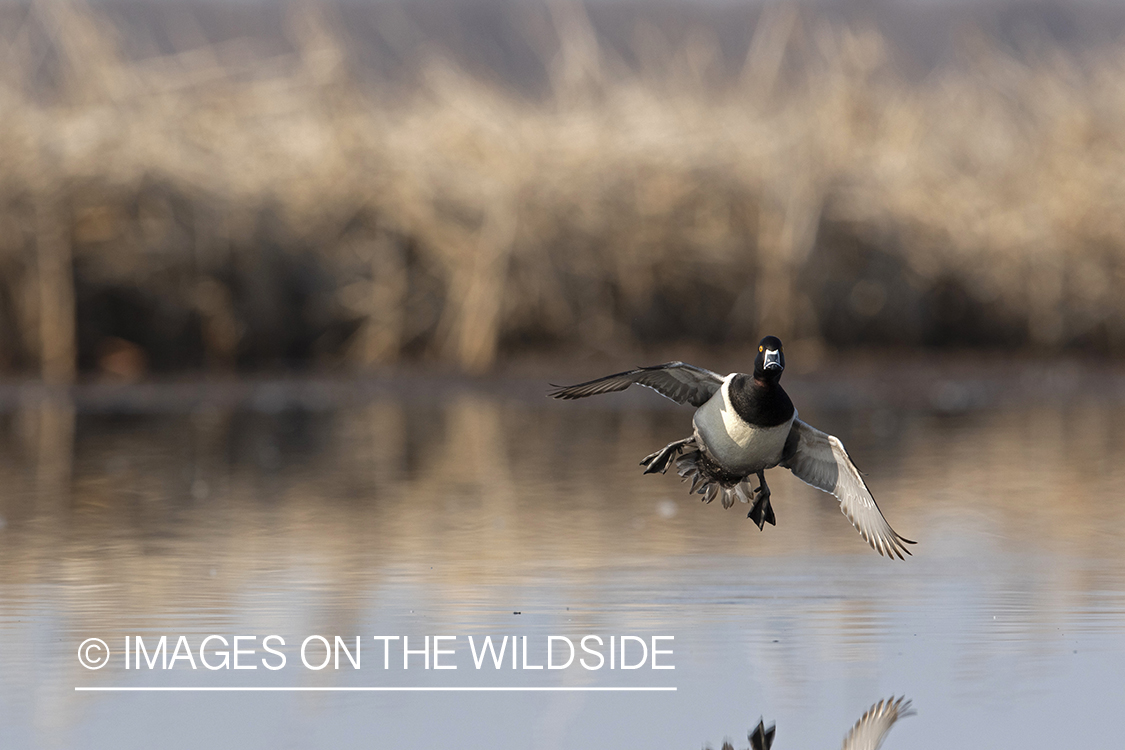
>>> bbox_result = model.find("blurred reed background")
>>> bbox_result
[1,0,1124,381]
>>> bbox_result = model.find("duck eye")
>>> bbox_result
[759,345,763,352]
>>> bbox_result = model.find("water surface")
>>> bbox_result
[1,371,1123,749]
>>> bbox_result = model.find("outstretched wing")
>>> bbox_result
[842,696,915,750]
[548,362,724,407]
[781,420,915,559]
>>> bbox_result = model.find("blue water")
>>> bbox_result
[0,379,1123,749]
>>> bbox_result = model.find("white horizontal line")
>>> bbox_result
[75,686,677,692]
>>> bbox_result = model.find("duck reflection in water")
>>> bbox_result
[714,696,914,750]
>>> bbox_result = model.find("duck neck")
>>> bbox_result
[752,371,781,388]
[730,374,793,427]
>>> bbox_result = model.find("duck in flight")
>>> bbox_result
[549,336,915,558]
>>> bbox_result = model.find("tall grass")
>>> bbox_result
[0,1,1123,378]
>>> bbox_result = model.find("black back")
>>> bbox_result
[728,374,795,427]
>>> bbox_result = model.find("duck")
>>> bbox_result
[549,336,914,558]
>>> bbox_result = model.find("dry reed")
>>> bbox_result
[0,1,1123,378]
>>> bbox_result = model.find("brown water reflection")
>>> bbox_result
[0,376,1124,749]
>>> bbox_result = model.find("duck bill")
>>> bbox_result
[763,350,782,371]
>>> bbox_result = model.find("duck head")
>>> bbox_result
[753,336,785,382]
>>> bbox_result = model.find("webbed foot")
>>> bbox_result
[747,471,776,530]
[640,438,692,475]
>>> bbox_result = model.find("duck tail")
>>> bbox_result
[674,450,750,511]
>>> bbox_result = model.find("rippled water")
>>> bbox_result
[1,370,1124,749]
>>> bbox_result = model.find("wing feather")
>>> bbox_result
[782,420,915,559]
[842,697,915,750]
[548,362,724,407]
